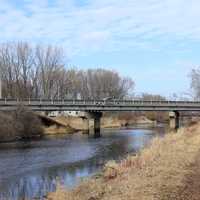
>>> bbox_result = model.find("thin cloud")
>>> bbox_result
[0,0,200,56]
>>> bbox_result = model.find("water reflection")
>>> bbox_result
[0,127,165,200]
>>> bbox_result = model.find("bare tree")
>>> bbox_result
[0,42,36,98]
[16,42,35,98]
[141,93,166,101]
[0,42,135,100]
[82,69,134,100]
[0,43,16,98]
[190,68,200,100]
[35,45,65,98]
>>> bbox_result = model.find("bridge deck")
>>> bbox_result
[0,99,200,111]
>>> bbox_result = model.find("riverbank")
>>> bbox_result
[0,112,154,143]
[43,125,74,135]
[53,115,155,131]
[47,121,200,200]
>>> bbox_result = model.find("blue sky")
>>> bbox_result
[0,0,200,98]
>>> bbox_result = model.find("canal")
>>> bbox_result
[0,127,165,200]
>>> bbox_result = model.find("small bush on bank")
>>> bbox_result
[0,106,43,142]
[0,113,18,141]
[12,106,44,139]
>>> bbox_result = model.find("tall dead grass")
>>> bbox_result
[47,122,200,200]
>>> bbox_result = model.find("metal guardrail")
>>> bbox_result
[1,99,200,111]
[0,98,200,105]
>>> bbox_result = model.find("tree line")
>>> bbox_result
[0,42,134,100]
[1,41,200,101]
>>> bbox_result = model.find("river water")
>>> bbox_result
[0,127,165,200]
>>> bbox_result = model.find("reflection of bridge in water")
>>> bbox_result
[1,99,200,137]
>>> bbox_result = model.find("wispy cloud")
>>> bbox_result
[0,0,200,56]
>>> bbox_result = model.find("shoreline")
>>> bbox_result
[47,121,200,200]
[0,123,161,144]
[0,114,163,144]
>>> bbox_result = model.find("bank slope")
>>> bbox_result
[47,122,200,200]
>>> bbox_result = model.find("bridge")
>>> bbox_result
[1,99,200,137]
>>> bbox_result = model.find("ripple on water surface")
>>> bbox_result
[0,127,165,200]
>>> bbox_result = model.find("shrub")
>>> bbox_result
[0,106,43,142]
[0,113,18,141]
[12,106,44,139]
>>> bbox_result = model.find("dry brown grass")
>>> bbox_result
[54,115,154,131]
[44,125,74,135]
[55,116,89,131]
[47,122,200,200]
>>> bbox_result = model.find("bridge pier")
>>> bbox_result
[85,112,102,138]
[169,111,180,130]
[94,113,102,138]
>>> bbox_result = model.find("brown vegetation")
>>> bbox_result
[0,113,18,141]
[139,93,169,123]
[44,124,74,135]
[102,115,154,128]
[54,116,89,131]
[0,106,43,142]
[52,114,154,132]
[145,111,169,123]
[47,122,200,200]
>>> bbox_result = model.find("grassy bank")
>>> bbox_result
[47,122,200,200]
[44,124,74,135]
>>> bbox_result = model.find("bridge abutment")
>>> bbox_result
[169,111,180,130]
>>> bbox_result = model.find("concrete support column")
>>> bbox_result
[85,112,102,138]
[94,114,101,138]
[169,111,180,130]
[82,117,90,134]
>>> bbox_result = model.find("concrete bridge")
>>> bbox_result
[0,98,200,137]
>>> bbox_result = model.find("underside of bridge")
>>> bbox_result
[84,111,181,137]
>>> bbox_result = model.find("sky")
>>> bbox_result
[0,0,200,98]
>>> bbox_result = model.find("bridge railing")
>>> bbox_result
[0,98,200,106]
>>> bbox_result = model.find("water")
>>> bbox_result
[0,127,165,200]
